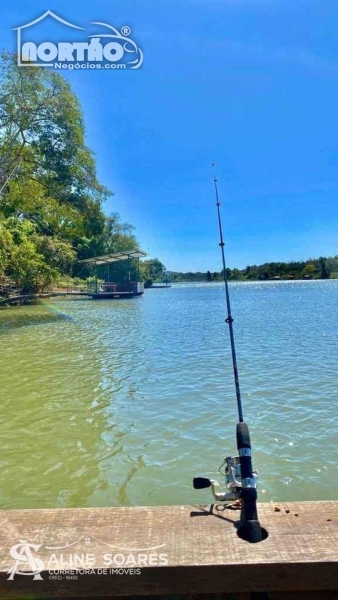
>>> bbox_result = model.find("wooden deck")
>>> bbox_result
[0,501,337,599]
[91,291,143,300]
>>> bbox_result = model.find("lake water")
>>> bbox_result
[0,280,337,509]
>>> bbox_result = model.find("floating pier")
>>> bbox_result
[80,249,147,300]
[0,501,337,599]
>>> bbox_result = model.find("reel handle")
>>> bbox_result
[193,476,212,489]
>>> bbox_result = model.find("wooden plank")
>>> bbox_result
[91,292,142,299]
[0,502,337,598]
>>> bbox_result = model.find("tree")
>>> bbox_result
[0,52,109,200]
[326,255,338,278]
[301,263,316,279]
[229,268,243,281]
[319,257,329,279]
[0,52,109,224]
[140,258,166,286]
[3,217,76,293]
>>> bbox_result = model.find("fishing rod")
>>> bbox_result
[193,165,265,544]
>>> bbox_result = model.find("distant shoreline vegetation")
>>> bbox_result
[169,256,338,282]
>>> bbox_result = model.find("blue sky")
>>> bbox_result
[2,1,338,271]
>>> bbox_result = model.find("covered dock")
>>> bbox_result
[80,249,147,299]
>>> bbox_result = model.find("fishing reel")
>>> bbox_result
[193,455,258,504]
[193,422,265,543]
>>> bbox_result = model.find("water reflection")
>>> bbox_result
[0,305,71,332]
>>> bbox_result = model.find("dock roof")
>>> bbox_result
[79,249,147,265]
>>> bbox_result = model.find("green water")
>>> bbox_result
[1,280,337,509]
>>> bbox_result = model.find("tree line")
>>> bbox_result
[168,255,338,282]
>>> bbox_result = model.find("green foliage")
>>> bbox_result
[171,256,338,282]
[0,52,109,203]
[0,52,142,293]
[319,257,329,279]
[73,214,138,269]
[0,218,12,277]
[301,263,316,278]
[170,271,207,282]
[1,217,76,293]
[140,258,166,282]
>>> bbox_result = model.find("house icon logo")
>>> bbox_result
[12,11,143,70]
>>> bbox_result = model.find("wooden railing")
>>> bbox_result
[0,501,337,599]
[51,280,94,294]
